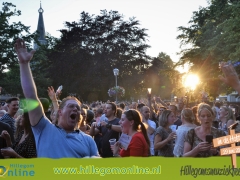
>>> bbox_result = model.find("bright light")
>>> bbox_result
[183,74,200,90]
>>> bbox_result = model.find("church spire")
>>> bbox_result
[34,1,47,49]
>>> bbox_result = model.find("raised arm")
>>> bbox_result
[14,38,44,126]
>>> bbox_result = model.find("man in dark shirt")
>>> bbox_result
[90,102,121,157]
[0,121,14,159]
[169,104,182,128]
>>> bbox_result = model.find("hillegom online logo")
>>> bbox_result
[0,166,8,177]
[0,164,35,177]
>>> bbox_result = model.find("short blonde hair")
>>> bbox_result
[59,96,81,109]
[159,110,172,127]
[197,103,214,117]
[220,106,235,120]
[181,108,195,123]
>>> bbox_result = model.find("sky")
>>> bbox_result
[6,0,209,71]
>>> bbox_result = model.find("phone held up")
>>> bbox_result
[206,134,213,144]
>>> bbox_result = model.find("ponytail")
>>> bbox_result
[140,122,150,150]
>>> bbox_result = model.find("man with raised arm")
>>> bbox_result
[15,38,99,158]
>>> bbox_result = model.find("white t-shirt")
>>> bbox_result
[147,119,156,156]
[173,124,197,157]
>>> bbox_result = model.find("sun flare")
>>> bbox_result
[183,74,200,90]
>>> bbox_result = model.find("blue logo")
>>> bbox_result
[0,166,8,177]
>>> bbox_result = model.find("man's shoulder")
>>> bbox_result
[80,131,93,139]
[78,131,95,143]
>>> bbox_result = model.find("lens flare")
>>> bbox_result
[20,99,40,112]
[183,74,199,90]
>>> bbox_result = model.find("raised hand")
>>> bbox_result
[14,38,36,64]
[47,86,57,101]
[219,62,240,90]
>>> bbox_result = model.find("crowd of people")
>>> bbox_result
[0,39,240,159]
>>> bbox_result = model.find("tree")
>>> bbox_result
[144,52,175,100]
[0,2,33,73]
[177,0,240,98]
[0,2,57,98]
[48,10,151,101]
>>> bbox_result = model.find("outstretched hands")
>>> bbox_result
[14,38,35,64]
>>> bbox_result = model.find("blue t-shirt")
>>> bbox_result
[32,116,99,158]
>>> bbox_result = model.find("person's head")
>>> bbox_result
[131,102,138,109]
[57,96,82,132]
[0,110,6,117]
[86,109,94,124]
[0,102,8,112]
[116,108,123,119]
[92,108,97,118]
[158,106,166,116]
[96,108,103,117]
[80,108,87,120]
[137,103,146,111]
[140,106,150,120]
[6,97,19,116]
[159,110,176,127]
[50,110,58,125]
[104,102,117,118]
[82,104,89,110]
[197,103,214,127]
[181,108,195,124]
[39,98,50,112]
[119,103,125,110]
[215,101,221,109]
[229,104,239,116]
[169,105,177,116]
[219,106,234,121]
[177,101,184,111]
[119,109,150,148]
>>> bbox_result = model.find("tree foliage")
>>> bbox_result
[0,2,33,72]
[177,0,240,98]
[144,52,175,100]
[48,10,151,101]
[0,2,56,98]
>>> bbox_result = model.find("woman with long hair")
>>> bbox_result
[218,106,235,135]
[1,111,37,158]
[111,109,150,157]
[183,103,225,157]
[154,110,176,157]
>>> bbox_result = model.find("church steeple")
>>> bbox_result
[34,1,47,49]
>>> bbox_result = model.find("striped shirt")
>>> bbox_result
[0,113,16,135]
